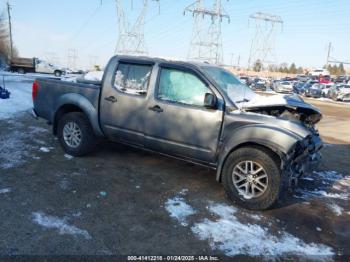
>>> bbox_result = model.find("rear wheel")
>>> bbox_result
[222,146,282,210]
[54,70,62,77]
[17,68,25,74]
[57,112,97,156]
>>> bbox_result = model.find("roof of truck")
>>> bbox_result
[114,55,220,69]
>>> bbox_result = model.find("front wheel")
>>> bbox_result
[222,146,282,210]
[17,68,25,74]
[57,112,97,156]
[54,70,62,77]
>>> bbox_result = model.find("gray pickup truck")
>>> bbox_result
[32,55,323,210]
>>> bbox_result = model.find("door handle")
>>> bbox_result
[105,96,117,103]
[149,105,163,113]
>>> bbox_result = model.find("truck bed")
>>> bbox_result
[10,57,35,68]
[34,78,101,124]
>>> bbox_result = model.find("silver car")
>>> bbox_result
[275,81,294,93]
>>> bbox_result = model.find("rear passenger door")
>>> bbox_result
[100,61,154,146]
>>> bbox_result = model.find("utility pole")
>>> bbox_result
[326,42,332,67]
[248,12,283,70]
[67,48,78,69]
[185,0,230,65]
[115,0,160,55]
[7,1,13,60]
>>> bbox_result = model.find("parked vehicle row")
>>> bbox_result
[238,74,350,102]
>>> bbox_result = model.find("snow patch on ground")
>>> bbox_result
[191,203,334,257]
[165,195,195,226]
[328,203,344,216]
[164,193,334,258]
[32,212,91,239]
[0,127,50,168]
[0,188,11,194]
[0,81,33,120]
[0,130,34,169]
[82,71,103,82]
[64,154,74,160]
[39,147,53,153]
[295,171,350,201]
[296,189,349,200]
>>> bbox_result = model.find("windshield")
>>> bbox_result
[201,66,257,105]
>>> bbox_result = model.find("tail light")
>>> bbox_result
[32,81,39,101]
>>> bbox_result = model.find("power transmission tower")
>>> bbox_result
[67,48,78,69]
[115,0,160,56]
[326,43,350,65]
[326,42,332,66]
[185,0,230,65]
[88,55,98,69]
[44,51,60,65]
[248,12,283,70]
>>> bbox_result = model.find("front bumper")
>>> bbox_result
[286,131,323,186]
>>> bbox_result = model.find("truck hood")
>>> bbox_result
[241,94,322,125]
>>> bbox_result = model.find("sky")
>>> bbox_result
[3,0,350,69]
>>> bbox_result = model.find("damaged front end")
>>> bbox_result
[243,94,323,187]
[284,128,323,187]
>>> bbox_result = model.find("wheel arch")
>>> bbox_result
[53,94,104,137]
[216,125,301,182]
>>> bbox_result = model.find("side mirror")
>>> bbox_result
[204,93,217,109]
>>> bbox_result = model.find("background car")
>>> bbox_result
[275,81,293,93]
[319,83,334,97]
[310,69,330,77]
[300,80,319,95]
[334,75,349,84]
[304,83,322,98]
[329,84,350,101]
[293,81,308,94]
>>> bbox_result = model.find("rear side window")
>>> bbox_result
[114,63,152,95]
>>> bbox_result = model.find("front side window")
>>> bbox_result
[157,68,210,106]
[114,63,152,95]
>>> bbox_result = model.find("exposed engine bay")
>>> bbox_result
[240,94,323,188]
[245,106,322,128]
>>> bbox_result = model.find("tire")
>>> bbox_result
[17,68,25,74]
[57,112,97,156]
[222,146,282,210]
[54,70,62,77]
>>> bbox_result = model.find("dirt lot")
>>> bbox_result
[0,79,349,259]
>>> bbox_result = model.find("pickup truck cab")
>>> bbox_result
[32,55,323,210]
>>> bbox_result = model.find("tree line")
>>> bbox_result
[252,59,346,76]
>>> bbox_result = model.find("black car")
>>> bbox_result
[335,75,349,84]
